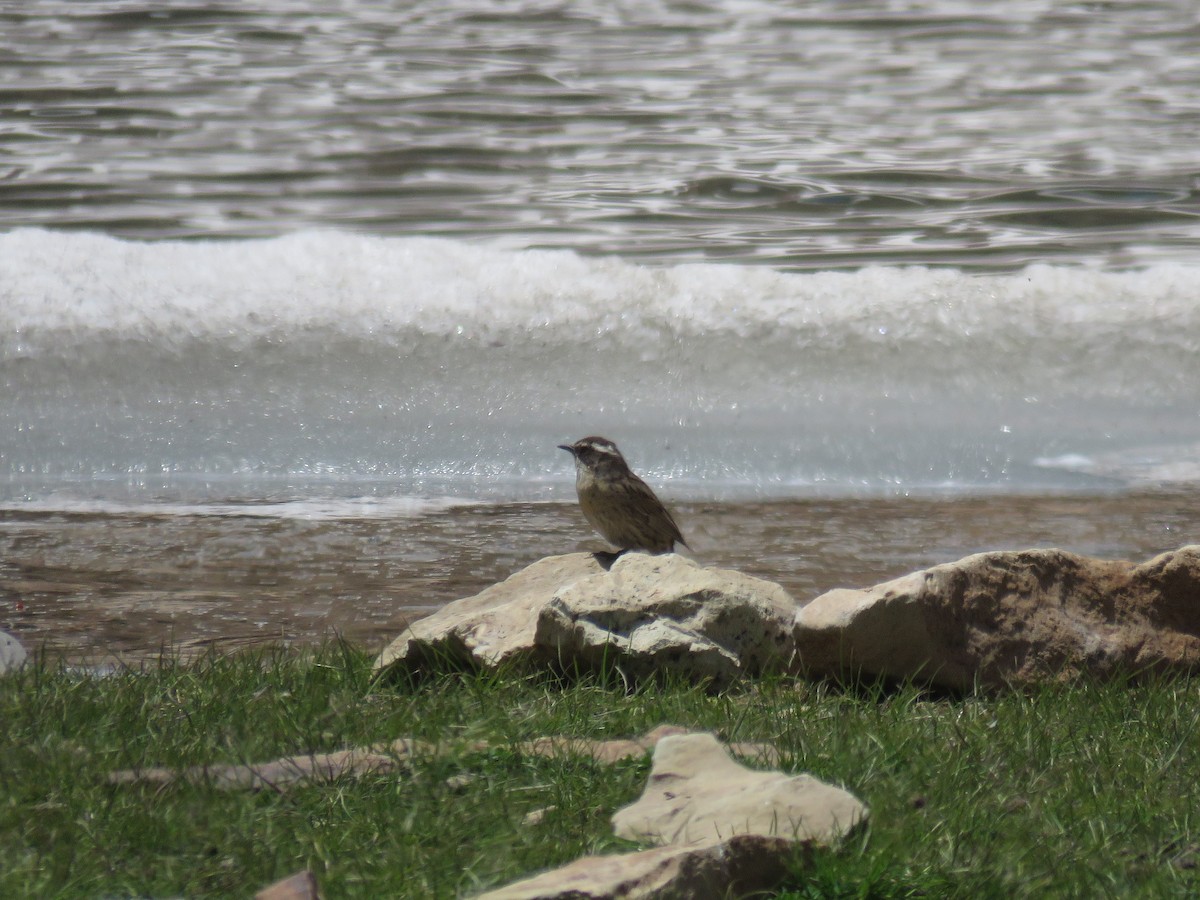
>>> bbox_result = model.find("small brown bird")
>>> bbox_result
[558,436,686,554]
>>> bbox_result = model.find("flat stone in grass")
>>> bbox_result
[254,870,319,900]
[612,732,866,847]
[477,731,866,899]
[109,744,414,792]
[794,545,1200,691]
[106,726,781,792]
[475,834,794,900]
[372,552,799,687]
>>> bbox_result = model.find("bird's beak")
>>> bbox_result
[557,444,575,454]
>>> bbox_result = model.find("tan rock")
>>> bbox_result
[254,869,320,900]
[474,833,793,900]
[611,732,866,847]
[109,738,431,791]
[517,724,692,764]
[540,554,797,686]
[374,553,606,677]
[521,806,555,827]
[518,724,778,767]
[793,545,1200,690]
[373,552,798,687]
[105,726,777,792]
[480,731,863,898]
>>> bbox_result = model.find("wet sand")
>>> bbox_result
[3,489,1198,664]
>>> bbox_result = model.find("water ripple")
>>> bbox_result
[1,1,1198,268]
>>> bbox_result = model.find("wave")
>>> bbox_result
[0,494,470,521]
[3,229,1200,498]
[4,227,1200,353]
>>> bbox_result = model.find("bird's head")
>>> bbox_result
[558,436,630,474]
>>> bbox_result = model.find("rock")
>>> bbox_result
[479,731,865,899]
[517,724,691,765]
[539,554,798,687]
[445,772,480,792]
[0,630,26,675]
[794,545,1200,691]
[373,553,798,687]
[521,806,554,827]
[109,740,428,791]
[474,834,793,900]
[374,553,606,677]
[254,869,320,900]
[611,732,866,847]
[518,724,779,767]
[106,725,778,792]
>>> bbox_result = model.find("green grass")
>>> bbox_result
[2,644,1199,898]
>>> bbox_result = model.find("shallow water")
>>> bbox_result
[4,489,1196,663]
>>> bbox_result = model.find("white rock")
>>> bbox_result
[0,630,26,675]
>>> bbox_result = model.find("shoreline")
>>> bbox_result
[3,487,1198,665]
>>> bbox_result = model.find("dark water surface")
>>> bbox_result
[4,490,1196,663]
[3,1,1200,268]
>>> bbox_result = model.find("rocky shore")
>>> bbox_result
[372,545,1200,692]
[12,542,1200,898]
[353,543,1200,897]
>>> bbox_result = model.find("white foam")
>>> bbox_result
[4,230,1200,496]
[0,495,470,521]
[4,228,1200,354]
[1034,445,1200,486]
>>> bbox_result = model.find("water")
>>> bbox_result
[2,1,1199,659]
[5,231,1200,499]
[3,1,1200,266]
